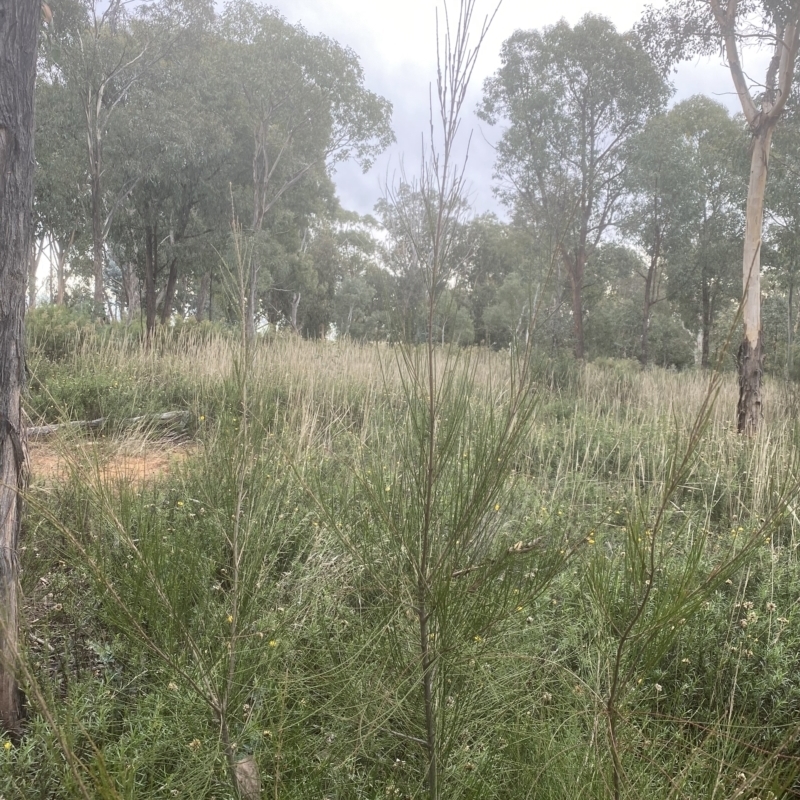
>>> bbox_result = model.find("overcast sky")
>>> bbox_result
[267,0,760,220]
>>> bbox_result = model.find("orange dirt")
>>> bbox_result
[28,440,192,484]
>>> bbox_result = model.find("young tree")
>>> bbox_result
[0,0,39,736]
[640,0,800,432]
[480,14,668,359]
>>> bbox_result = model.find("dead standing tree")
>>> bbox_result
[0,0,39,736]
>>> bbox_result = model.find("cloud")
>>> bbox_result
[269,0,760,219]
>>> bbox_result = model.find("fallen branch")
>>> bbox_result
[451,537,544,580]
[27,411,192,441]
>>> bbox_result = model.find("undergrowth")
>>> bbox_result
[4,327,800,799]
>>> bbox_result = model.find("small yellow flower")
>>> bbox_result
[3,741,11,751]
[516,606,524,612]
[473,635,482,643]
[177,501,184,507]
[269,640,278,647]
[227,615,234,623]
[199,415,205,422]
[494,504,500,512]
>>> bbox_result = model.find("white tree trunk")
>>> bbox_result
[737,128,773,434]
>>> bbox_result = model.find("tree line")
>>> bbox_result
[29,0,800,379]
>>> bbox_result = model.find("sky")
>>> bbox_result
[266,0,763,221]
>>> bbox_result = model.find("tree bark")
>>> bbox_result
[0,0,38,738]
[788,275,794,380]
[561,247,585,360]
[738,128,773,434]
[145,223,158,339]
[737,333,764,434]
[701,276,711,370]
[290,291,301,334]
[54,230,75,306]
[90,145,105,316]
[639,187,664,367]
[27,238,41,308]
[245,257,257,341]
[159,257,178,325]
[195,271,211,322]
[120,260,140,323]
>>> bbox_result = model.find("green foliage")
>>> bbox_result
[11,335,800,798]
[26,305,97,362]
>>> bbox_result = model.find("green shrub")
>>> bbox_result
[26,305,98,362]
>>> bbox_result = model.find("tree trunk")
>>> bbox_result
[701,277,711,369]
[245,122,269,344]
[120,261,140,323]
[55,230,75,306]
[245,258,257,341]
[787,275,794,380]
[562,247,585,360]
[640,195,663,367]
[145,224,158,339]
[290,292,301,335]
[737,127,773,434]
[159,257,178,325]
[27,238,41,309]
[640,247,659,367]
[195,270,211,322]
[90,153,105,317]
[0,0,38,738]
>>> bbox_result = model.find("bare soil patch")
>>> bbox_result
[28,438,193,484]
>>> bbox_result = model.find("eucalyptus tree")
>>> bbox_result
[216,0,393,340]
[34,74,90,304]
[623,96,743,366]
[458,214,528,345]
[640,0,800,432]
[0,0,39,737]
[309,211,385,339]
[480,14,668,359]
[623,110,696,364]
[765,103,800,376]
[39,0,210,317]
[105,17,230,334]
[663,97,744,368]
[376,186,473,342]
